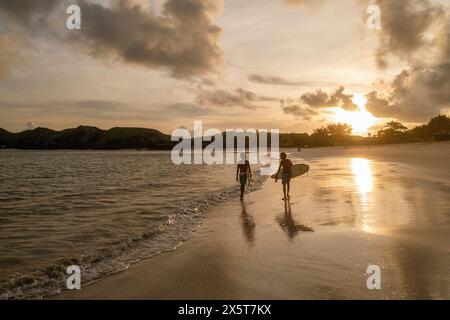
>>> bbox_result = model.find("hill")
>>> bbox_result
[0,126,174,150]
[0,128,14,147]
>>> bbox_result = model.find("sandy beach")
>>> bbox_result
[52,143,450,300]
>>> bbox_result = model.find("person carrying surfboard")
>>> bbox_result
[275,152,293,201]
[236,153,252,200]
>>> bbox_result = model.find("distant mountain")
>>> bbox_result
[0,128,14,147]
[0,126,175,150]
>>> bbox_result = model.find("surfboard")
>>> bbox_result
[270,163,309,179]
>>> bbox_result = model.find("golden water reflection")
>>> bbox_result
[351,158,373,194]
[350,158,374,233]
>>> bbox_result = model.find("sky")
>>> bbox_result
[0,0,449,135]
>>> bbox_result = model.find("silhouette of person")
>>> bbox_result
[275,152,293,200]
[236,152,252,200]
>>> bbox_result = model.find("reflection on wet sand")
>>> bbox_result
[350,158,374,233]
[351,158,373,194]
[276,201,313,240]
[240,201,256,244]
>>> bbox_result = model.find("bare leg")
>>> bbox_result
[240,184,245,199]
[282,184,287,200]
[287,183,290,199]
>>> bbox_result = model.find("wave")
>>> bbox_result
[0,171,268,300]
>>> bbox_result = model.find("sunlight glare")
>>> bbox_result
[351,158,373,194]
[351,158,374,234]
[331,94,377,136]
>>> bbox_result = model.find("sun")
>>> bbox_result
[331,94,378,136]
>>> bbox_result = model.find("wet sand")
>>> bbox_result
[53,142,450,300]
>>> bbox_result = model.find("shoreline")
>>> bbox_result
[51,143,450,299]
[0,140,448,152]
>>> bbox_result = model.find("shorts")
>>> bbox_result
[282,173,292,185]
[239,173,248,186]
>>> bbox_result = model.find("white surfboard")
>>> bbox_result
[270,163,309,179]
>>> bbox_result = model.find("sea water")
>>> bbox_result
[0,150,265,299]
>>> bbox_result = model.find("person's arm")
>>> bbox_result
[275,162,282,182]
[248,163,252,178]
[236,165,239,181]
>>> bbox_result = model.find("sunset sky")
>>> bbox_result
[0,0,449,135]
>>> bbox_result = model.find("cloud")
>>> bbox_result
[281,86,359,119]
[248,74,339,87]
[300,87,359,111]
[0,0,224,78]
[26,121,37,130]
[0,0,58,24]
[281,98,318,120]
[366,65,450,122]
[372,0,444,69]
[365,0,450,122]
[195,87,266,110]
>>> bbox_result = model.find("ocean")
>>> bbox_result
[0,150,266,299]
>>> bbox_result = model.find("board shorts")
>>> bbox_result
[239,173,248,186]
[282,173,292,185]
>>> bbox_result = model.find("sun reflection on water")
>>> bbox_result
[351,158,374,233]
[351,158,373,194]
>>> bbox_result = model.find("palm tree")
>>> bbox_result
[377,121,408,142]
[327,123,352,136]
[383,121,408,133]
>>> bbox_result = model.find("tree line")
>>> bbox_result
[279,115,450,148]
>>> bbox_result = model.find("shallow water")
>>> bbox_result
[285,144,450,233]
[0,150,265,299]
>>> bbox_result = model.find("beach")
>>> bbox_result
[1,0,449,303]
[53,142,450,300]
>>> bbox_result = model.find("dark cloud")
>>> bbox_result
[0,0,224,78]
[365,0,450,122]
[0,0,58,24]
[366,65,450,122]
[248,74,339,87]
[372,0,443,69]
[281,98,318,120]
[300,87,359,111]
[196,87,266,110]
[300,89,329,108]
[281,86,359,119]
